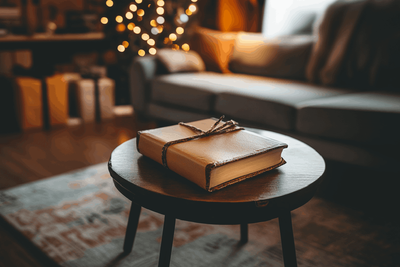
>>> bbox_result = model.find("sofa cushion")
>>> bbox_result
[152,72,250,112]
[229,32,315,80]
[296,92,400,145]
[214,75,350,130]
[157,49,205,73]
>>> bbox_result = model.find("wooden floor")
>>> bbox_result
[0,113,156,267]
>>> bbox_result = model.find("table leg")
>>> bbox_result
[123,203,141,254]
[158,215,176,267]
[279,211,298,267]
[240,223,248,243]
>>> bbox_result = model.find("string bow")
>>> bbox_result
[161,116,244,168]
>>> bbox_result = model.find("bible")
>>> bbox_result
[137,117,288,192]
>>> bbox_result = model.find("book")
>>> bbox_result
[137,118,288,192]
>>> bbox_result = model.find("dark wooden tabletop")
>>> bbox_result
[109,129,325,224]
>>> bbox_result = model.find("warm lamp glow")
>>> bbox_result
[169,33,177,41]
[156,16,165,24]
[126,12,133,19]
[127,22,135,30]
[147,39,155,46]
[138,49,145,56]
[129,4,137,12]
[133,26,141,34]
[137,9,145,16]
[117,45,125,52]
[122,41,129,48]
[149,48,157,55]
[156,7,164,15]
[157,0,165,6]
[141,33,149,41]
[106,0,113,7]
[182,43,190,51]
[176,27,184,34]
[115,15,123,23]
[100,17,108,24]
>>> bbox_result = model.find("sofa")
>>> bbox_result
[128,0,400,174]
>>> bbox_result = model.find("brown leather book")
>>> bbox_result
[137,118,288,192]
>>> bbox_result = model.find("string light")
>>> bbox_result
[117,45,125,52]
[182,43,190,51]
[100,17,108,24]
[138,49,145,56]
[149,48,157,55]
[129,4,137,12]
[186,9,192,16]
[150,20,157,27]
[176,27,184,34]
[169,33,177,41]
[141,33,150,41]
[133,26,141,34]
[157,0,165,6]
[156,7,164,15]
[180,14,189,23]
[126,12,133,19]
[116,15,123,23]
[135,0,142,3]
[106,0,113,7]
[137,9,145,16]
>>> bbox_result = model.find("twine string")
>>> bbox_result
[161,116,244,168]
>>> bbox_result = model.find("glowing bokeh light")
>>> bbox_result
[127,22,135,30]
[182,43,190,51]
[137,9,145,16]
[141,33,149,40]
[117,45,125,52]
[133,26,141,34]
[122,41,129,48]
[100,17,108,24]
[126,11,133,19]
[176,27,184,34]
[169,33,177,41]
[157,0,165,6]
[180,14,189,23]
[147,39,155,46]
[129,4,137,12]
[106,0,113,7]
[150,20,157,27]
[135,0,142,3]
[186,9,192,16]
[156,7,164,15]
[116,15,123,23]
[138,49,145,56]
[156,16,165,24]
[116,23,126,32]
[172,44,179,50]
[188,4,197,12]
[151,27,159,35]
[149,48,157,55]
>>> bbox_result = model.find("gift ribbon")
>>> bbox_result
[161,115,244,169]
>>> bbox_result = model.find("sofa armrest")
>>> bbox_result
[129,55,159,114]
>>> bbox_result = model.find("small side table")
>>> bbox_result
[108,129,325,267]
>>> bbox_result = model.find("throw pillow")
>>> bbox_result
[229,32,315,80]
[190,27,237,73]
[157,49,205,73]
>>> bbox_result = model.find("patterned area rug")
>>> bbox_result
[0,163,398,267]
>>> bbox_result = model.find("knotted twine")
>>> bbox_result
[161,116,244,169]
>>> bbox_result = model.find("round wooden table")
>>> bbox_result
[108,129,325,267]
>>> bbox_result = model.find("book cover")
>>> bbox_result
[137,117,288,192]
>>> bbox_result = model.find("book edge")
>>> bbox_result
[207,158,287,192]
[205,144,288,191]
